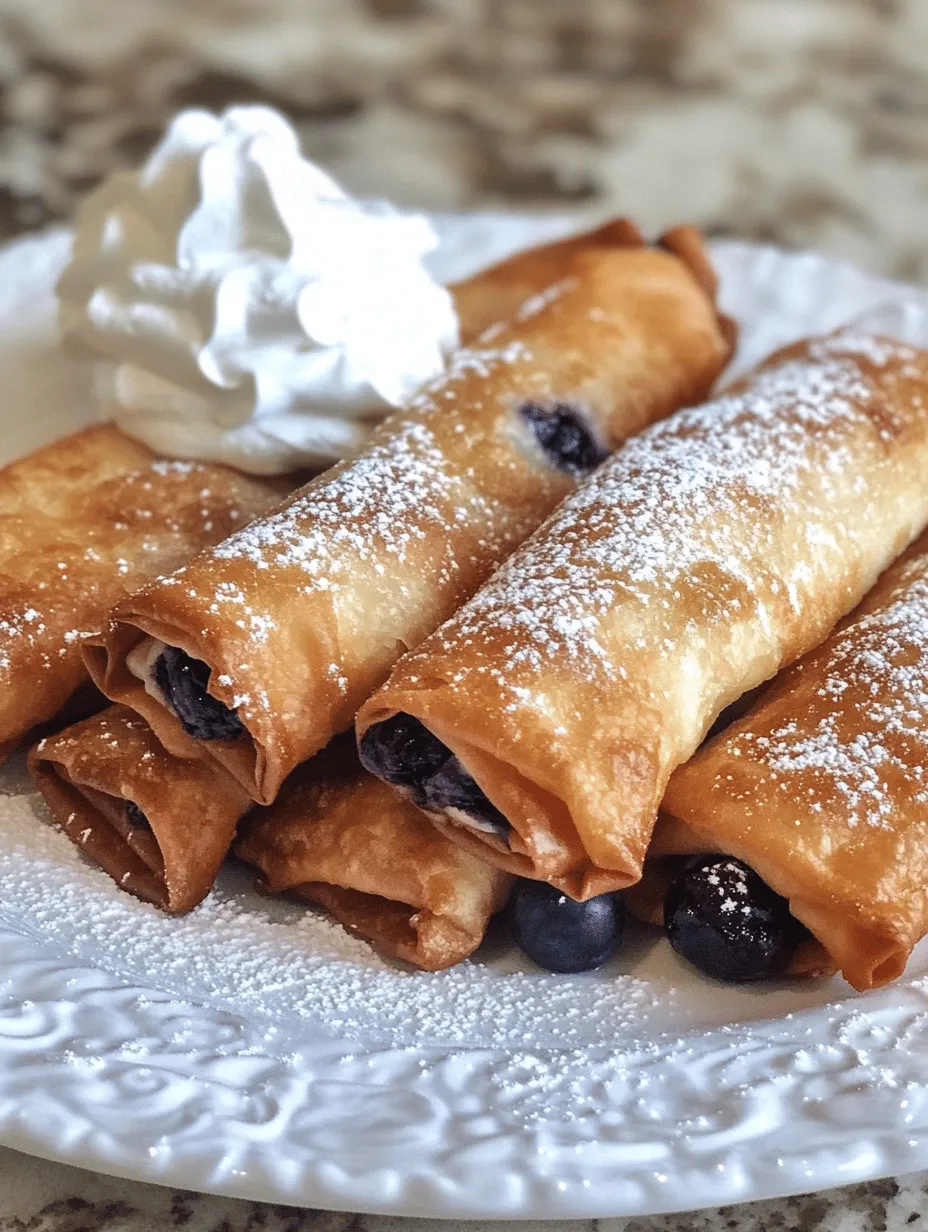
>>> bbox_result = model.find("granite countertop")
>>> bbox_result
[0,0,927,280]
[2,0,928,1227]
[0,1146,926,1232]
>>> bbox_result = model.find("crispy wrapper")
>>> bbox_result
[235,738,512,970]
[653,534,928,990]
[87,223,733,804]
[358,332,928,900]
[450,218,669,342]
[28,705,253,913]
[0,424,279,760]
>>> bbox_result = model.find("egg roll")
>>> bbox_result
[86,224,733,804]
[357,331,928,900]
[0,424,279,762]
[650,534,928,990]
[235,737,512,970]
[449,217,668,342]
[28,704,253,912]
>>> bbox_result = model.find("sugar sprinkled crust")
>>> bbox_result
[731,553,928,829]
[412,333,921,695]
[210,421,496,584]
[206,345,533,588]
[102,338,543,745]
[0,461,260,678]
[95,237,733,803]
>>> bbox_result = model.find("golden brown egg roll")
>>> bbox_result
[448,217,691,342]
[235,737,512,970]
[651,533,928,990]
[28,704,253,912]
[357,331,928,900]
[86,224,733,804]
[0,424,280,761]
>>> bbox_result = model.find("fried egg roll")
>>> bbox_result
[87,224,733,804]
[651,534,928,990]
[449,217,670,342]
[358,331,928,900]
[235,737,512,970]
[28,705,253,912]
[0,424,279,760]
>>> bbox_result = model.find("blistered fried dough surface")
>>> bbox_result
[28,705,252,912]
[0,425,278,760]
[449,218,687,343]
[658,536,928,991]
[359,332,928,899]
[89,228,732,804]
[235,739,511,970]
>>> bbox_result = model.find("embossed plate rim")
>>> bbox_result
[1,218,928,1217]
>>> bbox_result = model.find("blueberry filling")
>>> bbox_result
[665,854,809,983]
[153,646,245,742]
[520,402,608,477]
[422,756,510,837]
[124,801,151,830]
[358,714,449,804]
[359,714,511,838]
[511,880,625,973]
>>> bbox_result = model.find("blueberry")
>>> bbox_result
[520,402,608,477]
[358,714,449,803]
[422,756,511,838]
[360,715,512,839]
[513,880,624,973]
[665,855,807,983]
[153,646,245,741]
[124,801,151,830]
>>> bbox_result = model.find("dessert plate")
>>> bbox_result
[2,218,928,1219]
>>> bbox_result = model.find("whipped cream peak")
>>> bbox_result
[58,105,459,474]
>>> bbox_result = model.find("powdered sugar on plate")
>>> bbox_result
[0,766,694,1050]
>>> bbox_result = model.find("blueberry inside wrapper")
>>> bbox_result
[520,402,609,477]
[153,646,245,742]
[359,715,511,839]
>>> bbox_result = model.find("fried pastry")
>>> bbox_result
[358,331,928,900]
[87,224,733,804]
[28,705,253,912]
[650,533,928,990]
[448,217,699,342]
[235,737,512,970]
[0,424,278,760]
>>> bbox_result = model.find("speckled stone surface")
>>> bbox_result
[2,0,928,1225]
[0,0,927,278]
[0,1146,926,1231]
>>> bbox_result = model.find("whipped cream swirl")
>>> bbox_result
[57,106,459,474]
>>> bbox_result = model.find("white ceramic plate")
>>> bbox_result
[2,218,928,1220]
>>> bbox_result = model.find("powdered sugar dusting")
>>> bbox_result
[809,330,918,370]
[0,457,274,688]
[516,278,578,323]
[734,553,928,828]
[412,334,924,707]
[205,340,534,588]
[212,420,492,583]
[139,335,556,736]
[208,339,534,590]
[0,772,671,1050]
